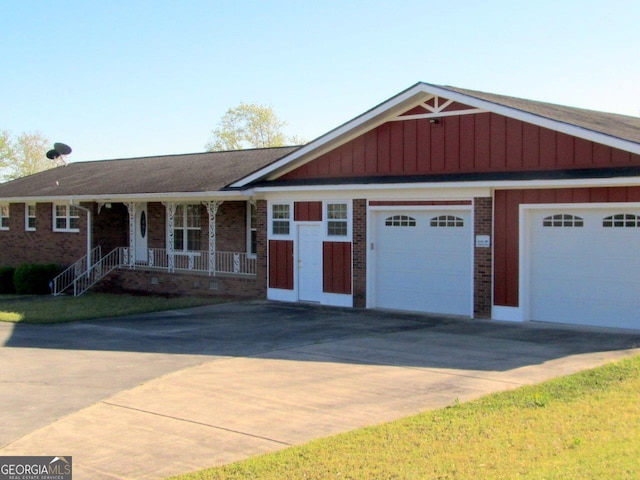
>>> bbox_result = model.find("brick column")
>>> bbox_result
[352,199,367,308]
[255,199,268,298]
[473,197,493,318]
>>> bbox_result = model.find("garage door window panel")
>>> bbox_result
[603,214,640,228]
[385,215,416,227]
[542,214,583,227]
[430,215,464,227]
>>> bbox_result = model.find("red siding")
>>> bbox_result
[281,112,640,180]
[294,202,322,221]
[268,240,293,290]
[494,186,640,307]
[322,241,352,294]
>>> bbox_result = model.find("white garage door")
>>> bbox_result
[528,208,640,330]
[373,209,472,316]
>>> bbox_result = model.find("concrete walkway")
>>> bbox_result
[1,301,639,479]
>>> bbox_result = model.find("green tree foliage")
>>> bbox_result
[0,130,51,182]
[205,103,302,151]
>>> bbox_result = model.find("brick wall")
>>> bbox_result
[216,201,248,252]
[255,200,267,294]
[473,197,493,318]
[97,268,264,298]
[93,203,128,253]
[0,202,87,267]
[352,199,367,308]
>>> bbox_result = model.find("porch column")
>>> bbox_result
[203,201,223,276]
[162,202,177,272]
[124,202,136,268]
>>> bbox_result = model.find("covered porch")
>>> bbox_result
[113,198,258,276]
[52,197,264,297]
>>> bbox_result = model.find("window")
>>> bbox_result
[0,204,9,230]
[603,213,640,228]
[25,204,36,231]
[53,204,80,232]
[327,203,348,236]
[542,214,583,227]
[385,215,416,227]
[247,202,257,256]
[174,204,201,251]
[430,215,464,227]
[272,204,290,235]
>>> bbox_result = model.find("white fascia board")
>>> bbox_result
[254,175,640,196]
[257,184,491,201]
[0,190,253,204]
[229,84,434,188]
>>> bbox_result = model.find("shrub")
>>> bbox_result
[0,267,16,294]
[13,264,63,295]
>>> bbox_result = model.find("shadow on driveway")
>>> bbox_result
[3,300,640,372]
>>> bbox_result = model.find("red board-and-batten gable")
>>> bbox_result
[230,83,640,188]
[280,101,640,180]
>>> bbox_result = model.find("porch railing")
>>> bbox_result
[127,248,257,276]
[52,246,256,297]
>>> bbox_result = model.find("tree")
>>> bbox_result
[205,102,302,151]
[0,130,51,182]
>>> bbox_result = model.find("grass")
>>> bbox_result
[0,293,227,323]
[170,354,640,480]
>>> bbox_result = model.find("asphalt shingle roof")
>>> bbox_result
[0,146,299,198]
[439,84,640,144]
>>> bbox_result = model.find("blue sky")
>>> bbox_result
[2,0,639,163]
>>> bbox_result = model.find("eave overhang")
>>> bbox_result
[0,190,254,204]
[250,167,640,194]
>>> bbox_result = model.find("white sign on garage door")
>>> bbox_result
[371,209,472,316]
[527,207,640,330]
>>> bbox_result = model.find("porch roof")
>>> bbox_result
[0,146,299,201]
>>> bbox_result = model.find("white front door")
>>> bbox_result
[135,203,148,263]
[298,224,322,302]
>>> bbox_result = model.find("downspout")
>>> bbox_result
[70,201,93,270]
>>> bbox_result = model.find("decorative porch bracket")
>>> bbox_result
[162,202,177,272]
[124,202,136,268]
[203,201,223,275]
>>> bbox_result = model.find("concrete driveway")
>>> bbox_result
[1,301,639,479]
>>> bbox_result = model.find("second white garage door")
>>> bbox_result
[372,209,472,316]
[527,207,640,330]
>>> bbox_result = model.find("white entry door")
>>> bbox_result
[298,224,322,302]
[135,203,148,263]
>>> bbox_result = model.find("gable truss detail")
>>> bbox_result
[392,95,486,121]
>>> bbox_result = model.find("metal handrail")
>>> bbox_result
[51,246,102,296]
[73,247,123,296]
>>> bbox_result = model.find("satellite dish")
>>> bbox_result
[53,143,72,155]
[46,149,61,160]
[46,142,72,166]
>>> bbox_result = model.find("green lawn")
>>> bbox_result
[0,293,227,323]
[170,354,640,480]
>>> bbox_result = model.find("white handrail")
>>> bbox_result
[51,246,102,296]
[73,247,123,296]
